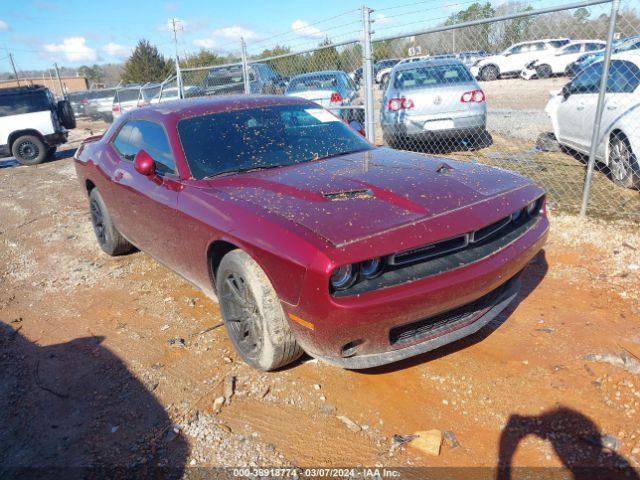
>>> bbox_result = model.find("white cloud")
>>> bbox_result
[43,37,96,62]
[374,13,393,25]
[291,20,324,39]
[101,42,131,59]
[193,38,216,49]
[160,18,208,34]
[0,20,9,30]
[193,25,259,49]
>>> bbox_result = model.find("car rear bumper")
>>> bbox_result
[382,112,486,140]
[287,215,548,369]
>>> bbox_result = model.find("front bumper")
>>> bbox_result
[286,214,548,369]
[313,275,521,369]
[520,67,537,80]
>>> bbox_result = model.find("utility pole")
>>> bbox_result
[240,37,250,95]
[54,62,66,99]
[9,53,20,86]
[170,18,183,99]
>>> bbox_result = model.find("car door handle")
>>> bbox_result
[114,170,124,182]
[576,105,585,111]
[607,104,618,110]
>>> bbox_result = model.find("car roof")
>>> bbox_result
[126,95,318,123]
[610,51,640,64]
[0,85,49,97]
[394,57,466,72]
[512,38,569,46]
[289,70,345,80]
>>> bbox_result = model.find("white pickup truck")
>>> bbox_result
[0,85,76,165]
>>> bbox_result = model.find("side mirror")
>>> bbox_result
[349,120,365,137]
[134,149,156,176]
[561,84,572,99]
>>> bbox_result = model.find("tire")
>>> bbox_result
[217,250,303,371]
[57,100,76,129]
[89,189,133,256]
[11,135,47,166]
[536,64,552,79]
[480,65,499,81]
[609,132,640,189]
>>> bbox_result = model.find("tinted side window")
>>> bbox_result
[561,44,582,54]
[112,123,138,159]
[0,91,50,117]
[607,60,640,93]
[112,120,176,174]
[586,43,604,51]
[530,42,546,51]
[572,62,603,93]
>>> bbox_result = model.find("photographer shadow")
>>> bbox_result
[498,406,639,480]
[0,322,188,479]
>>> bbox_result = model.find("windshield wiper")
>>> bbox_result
[205,164,285,179]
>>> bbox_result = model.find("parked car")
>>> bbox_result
[381,58,487,148]
[373,58,402,84]
[74,95,548,370]
[203,63,284,96]
[84,88,117,122]
[545,52,640,188]
[471,38,570,81]
[136,84,162,108]
[112,86,142,120]
[566,35,640,77]
[149,85,205,104]
[67,91,89,118]
[520,40,605,80]
[457,50,489,68]
[0,85,75,165]
[285,70,363,123]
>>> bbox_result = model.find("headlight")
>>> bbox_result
[361,257,383,279]
[526,197,544,217]
[330,264,357,290]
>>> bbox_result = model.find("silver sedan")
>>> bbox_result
[380,58,487,149]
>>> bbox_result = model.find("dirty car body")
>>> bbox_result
[74,95,548,370]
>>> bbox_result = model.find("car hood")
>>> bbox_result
[204,148,532,247]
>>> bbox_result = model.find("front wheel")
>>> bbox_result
[89,189,133,255]
[609,132,640,189]
[11,135,47,165]
[480,65,499,81]
[217,250,303,371]
[536,64,552,79]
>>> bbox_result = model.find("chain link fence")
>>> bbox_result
[176,0,639,221]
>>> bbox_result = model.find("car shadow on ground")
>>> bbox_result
[497,406,640,480]
[0,321,188,479]
[0,148,77,169]
[358,249,549,375]
[392,130,494,155]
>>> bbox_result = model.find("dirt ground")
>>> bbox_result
[1,125,640,477]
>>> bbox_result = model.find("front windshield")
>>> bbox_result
[178,104,373,180]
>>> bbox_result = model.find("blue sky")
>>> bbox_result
[0,0,612,72]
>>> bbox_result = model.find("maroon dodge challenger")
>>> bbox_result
[74,95,548,371]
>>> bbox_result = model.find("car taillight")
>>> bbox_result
[112,104,120,113]
[80,99,88,105]
[387,98,414,111]
[330,92,343,104]
[460,90,485,103]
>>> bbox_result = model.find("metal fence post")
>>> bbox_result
[361,5,375,143]
[54,62,66,99]
[241,37,251,95]
[579,0,620,217]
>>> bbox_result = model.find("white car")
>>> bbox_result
[545,52,640,188]
[471,38,570,81]
[521,40,605,80]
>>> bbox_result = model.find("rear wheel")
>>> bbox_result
[480,65,499,81]
[89,189,133,255]
[609,132,639,189]
[11,135,47,165]
[217,250,303,371]
[536,64,552,79]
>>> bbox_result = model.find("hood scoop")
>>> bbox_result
[323,189,374,201]
[436,162,454,174]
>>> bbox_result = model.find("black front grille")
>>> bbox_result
[389,279,513,346]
